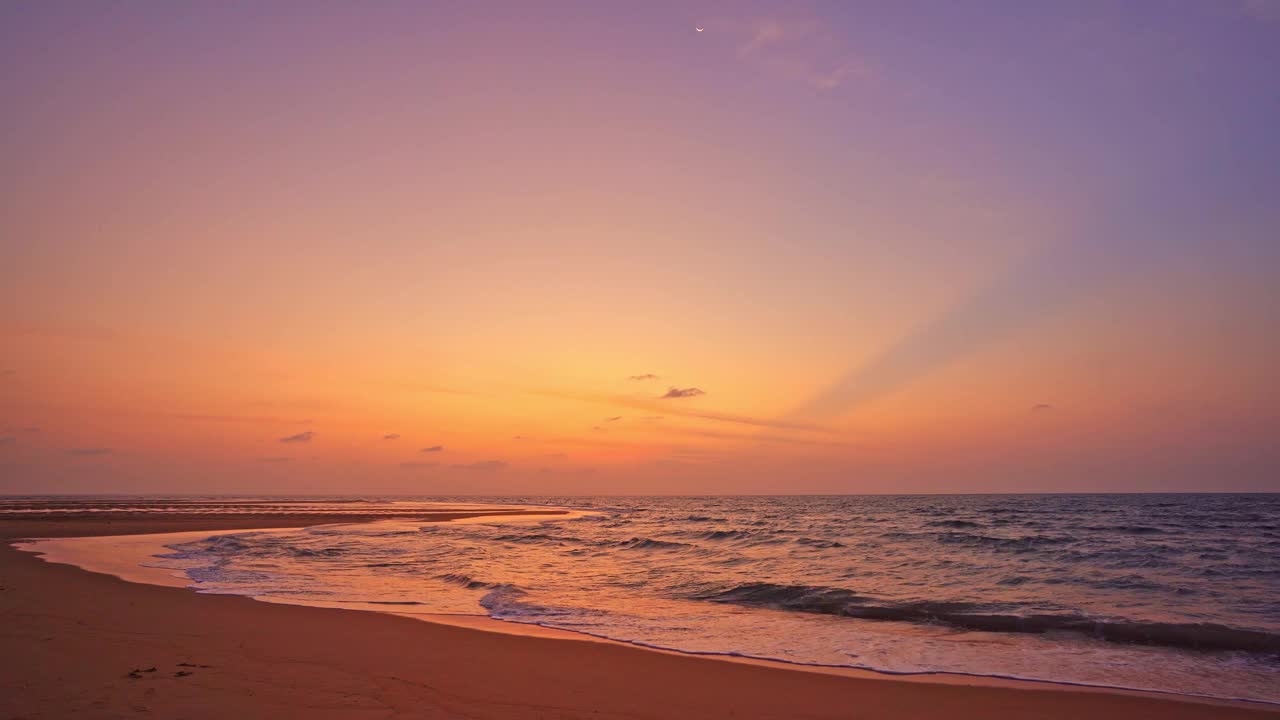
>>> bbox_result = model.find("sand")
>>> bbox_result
[1,514,1274,719]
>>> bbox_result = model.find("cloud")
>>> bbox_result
[279,431,315,443]
[628,374,660,381]
[811,62,862,91]
[67,448,112,457]
[741,20,790,55]
[534,390,826,432]
[661,387,706,399]
[450,460,508,472]
[1031,403,1054,412]
[383,433,401,440]
[735,18,868,91]
[421,445,445,453]
[257,456,291,463]
[0,437,15,446]
[0,369,14,377]
[603,416,623,422]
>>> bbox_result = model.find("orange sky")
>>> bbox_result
[2,2,1278,494]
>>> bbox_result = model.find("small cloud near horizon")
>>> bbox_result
[1031,403,1054,412]
[451,460,508,472]
[661,387,706,399]
[421,445,444,453]
[67,447,112,457]
[383,433,401,440]
[279,431,315,443]
[603,416,623,422]
[628,373,660,381]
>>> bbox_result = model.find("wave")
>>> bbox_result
[436,573,502,590]
[697,583,1280,654]
[692,529,755,541]
[881,531,1070,551]
[1083,525,1168,535]
[616,537,691,551]
[794,537,846,548]
[926,520,984,529]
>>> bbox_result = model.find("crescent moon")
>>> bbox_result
[696,26,704,32]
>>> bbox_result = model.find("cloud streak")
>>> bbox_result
[421,445,444,453]
[67,447,112,457]
[534,390,826,433]
[661,387,705,399]
[628,374,660,381]
[383,433,401,440]
[279,431,315,443]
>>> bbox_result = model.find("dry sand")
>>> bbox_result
[1,514,1275,719]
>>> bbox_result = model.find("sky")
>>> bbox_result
[2,1,1278,494]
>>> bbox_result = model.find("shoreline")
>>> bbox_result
[2,513,1276,719]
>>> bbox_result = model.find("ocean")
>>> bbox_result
[13,494,1280,704]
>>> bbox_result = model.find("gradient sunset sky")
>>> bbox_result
[3,1,1278,494]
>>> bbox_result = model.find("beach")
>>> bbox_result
[1,513,1273,720]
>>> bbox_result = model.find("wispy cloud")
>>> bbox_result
[661,387,705,399]
[451,460,508,472]
[628,373,660,381]
[1031,403,1055,412]
[740,19,793,55]
[421,445,445,453]
[0,437,15,446]
[383,433,401,440]
[0,369,14,378]
[735,17,869,91]
[603,416,623,422]
[67,447,112,457]
[279,431,315,443]
[534,390,826,432]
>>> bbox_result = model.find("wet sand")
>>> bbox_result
[1,514,1274,719]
